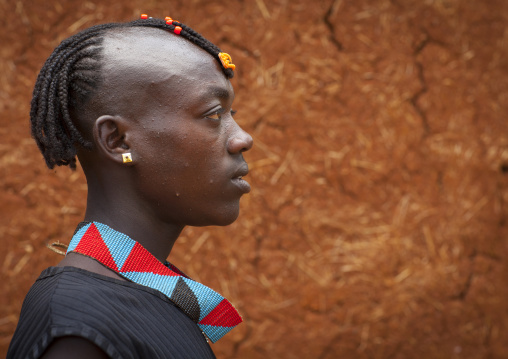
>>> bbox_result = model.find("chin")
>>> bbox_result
[215,214,240,227]
[192,207,240,227]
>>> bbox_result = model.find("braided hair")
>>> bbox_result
[31,17,234,170]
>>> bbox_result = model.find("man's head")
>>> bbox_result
[30,17,235,170]
[31,16,253,227]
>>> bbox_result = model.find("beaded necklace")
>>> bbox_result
[66,221,242,343]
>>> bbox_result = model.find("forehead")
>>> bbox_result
[104,28,213,70]
[98,27,232,112]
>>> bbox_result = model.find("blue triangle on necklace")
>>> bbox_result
[68,222,92,253]
[122,272,180,297]
[94,222,135,270]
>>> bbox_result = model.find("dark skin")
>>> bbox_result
[43,27,253,358]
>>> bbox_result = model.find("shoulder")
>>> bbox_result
[8,267,125,358]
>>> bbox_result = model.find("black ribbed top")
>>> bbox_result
[7,266,217,359]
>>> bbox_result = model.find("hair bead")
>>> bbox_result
[218,52,236,70]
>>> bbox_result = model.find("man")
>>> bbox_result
[8,16,252,359]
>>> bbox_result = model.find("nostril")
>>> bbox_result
[242,134,253,152]
[227,123,253,154]
[228,133,253,154]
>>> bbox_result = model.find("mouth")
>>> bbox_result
[231,163,250,193]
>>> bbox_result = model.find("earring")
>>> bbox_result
[122,153,133,163]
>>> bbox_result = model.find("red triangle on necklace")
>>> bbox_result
[74,223,119,272]
[120,242,177,275]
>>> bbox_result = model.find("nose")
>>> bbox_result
[227,121,253,154]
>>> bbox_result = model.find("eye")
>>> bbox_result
[231,110,237,117]
[206,112,222,121]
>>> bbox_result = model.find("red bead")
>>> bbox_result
[166,20,173,25]
[140,14,148,19]
[165,16,172,22]
[174,26,182,35]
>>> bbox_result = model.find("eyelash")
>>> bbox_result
[206,109,237,121]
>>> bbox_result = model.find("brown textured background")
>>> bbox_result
[1,0,508,358]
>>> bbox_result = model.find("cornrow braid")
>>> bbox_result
[31,16,234,170]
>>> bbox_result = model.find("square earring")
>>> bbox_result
[122,153,133,163]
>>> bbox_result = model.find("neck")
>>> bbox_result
[83,175,184,262]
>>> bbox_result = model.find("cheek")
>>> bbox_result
[162,142,225,188]
[136,121,227,182]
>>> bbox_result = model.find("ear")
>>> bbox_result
[93,115,133,165]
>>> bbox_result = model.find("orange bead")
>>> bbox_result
[165,16,173,21]
[218,52,236,70]
[166,20,173,25]
[140,14,148,19]
[174,26,182,35]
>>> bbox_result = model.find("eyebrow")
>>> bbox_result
[209,86,231,99]
[196,85,233,105]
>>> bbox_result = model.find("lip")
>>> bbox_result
[231,162,251,193]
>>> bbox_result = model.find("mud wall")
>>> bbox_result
[1,0,507,358]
